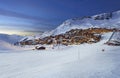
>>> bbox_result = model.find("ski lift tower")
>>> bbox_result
[57,36,63,49]
[105,29,120,46]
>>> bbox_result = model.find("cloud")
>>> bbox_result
[0,8,56,26]
[0,22,55,32]
[0,8,57,32]
[0,8,44,21]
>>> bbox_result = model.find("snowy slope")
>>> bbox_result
[0,34,23,44]
[51,10,120,35]
[0,34,23,50]
[0,33,120,78]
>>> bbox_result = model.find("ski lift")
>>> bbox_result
[105,29,120,46]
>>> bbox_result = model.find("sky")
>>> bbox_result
[0,0,120,35]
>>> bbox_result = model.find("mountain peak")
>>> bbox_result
[50,10,120,35]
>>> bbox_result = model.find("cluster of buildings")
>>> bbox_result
[19,28,113,46]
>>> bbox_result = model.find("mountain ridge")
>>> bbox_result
[20,10,120,42]
[49,10,120,35]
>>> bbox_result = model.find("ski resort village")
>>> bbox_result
[0,0,120,78]
[0,10,120,78]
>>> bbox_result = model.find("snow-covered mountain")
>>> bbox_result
[0,34,23,50]
[50,10,120,35]
[0,34,23,44]
[20,10,120,42]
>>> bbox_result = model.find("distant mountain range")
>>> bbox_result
[0,34,23,50]
[0,34,23,44]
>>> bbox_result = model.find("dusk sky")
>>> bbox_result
[0,0,120,35]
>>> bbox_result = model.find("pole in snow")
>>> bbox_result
[78,46,80,61]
